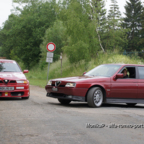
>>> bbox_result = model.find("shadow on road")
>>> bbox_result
[47,102,144,109]
[0,97,24,101]
[48,102,89,108]
[102,103,144,108]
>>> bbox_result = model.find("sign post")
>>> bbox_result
[46,42,56,82]
[60,53,62,76]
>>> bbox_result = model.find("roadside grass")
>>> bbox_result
[25,52,144,88]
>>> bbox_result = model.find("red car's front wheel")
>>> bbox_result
[87,87,103,108]
[58,98,71,105]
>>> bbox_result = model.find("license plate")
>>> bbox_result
[0,87,14,91]
[52,87,58,91]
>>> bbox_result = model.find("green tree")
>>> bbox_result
[103,0,128,51]
[0,47,3,57]
[89,0,107,52]
[0,1,57,69]
[40,20,66,64]
[0,14,19,59]
[139,7,144,50]
[60,0,101,63]
[123,0,143,51]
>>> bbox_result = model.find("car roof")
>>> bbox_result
[102,64,144,66]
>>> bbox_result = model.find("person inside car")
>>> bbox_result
[123,69,129,78]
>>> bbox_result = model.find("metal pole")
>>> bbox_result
[47,62,50,82]
[60,53,62,76]
[61,59,62,76]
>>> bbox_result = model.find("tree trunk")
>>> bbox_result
[95,28,105,53]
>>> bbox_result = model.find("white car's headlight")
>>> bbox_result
[16,80,27,84]
[47,80,52,86]
[65,83,76,87]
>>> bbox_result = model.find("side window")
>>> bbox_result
[138,67,144,79]
[120,67,136,79]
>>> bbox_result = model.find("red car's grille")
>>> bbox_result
[59,85,65,87]
[9,81,16,83]
[0,80,16,84]
[52,84,65,87]
[11,92,24,96]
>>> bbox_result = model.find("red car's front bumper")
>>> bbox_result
[0,84,29,98]
[45,85,88,102]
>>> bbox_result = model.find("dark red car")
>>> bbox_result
[45,64,144,107]
[0,59,30,99]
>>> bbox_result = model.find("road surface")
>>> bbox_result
[0,85,144,144]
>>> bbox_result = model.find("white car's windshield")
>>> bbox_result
[85,65,121,77]
[0,62,21,72]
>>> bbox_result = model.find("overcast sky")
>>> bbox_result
[0,0,144,28]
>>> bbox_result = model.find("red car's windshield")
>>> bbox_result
[85,65,121,77]
[0,62,21,72]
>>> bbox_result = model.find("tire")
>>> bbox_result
[22,96,29,100]
[58,98,71,105]
[126,103,137,107]
[87,87,103,108]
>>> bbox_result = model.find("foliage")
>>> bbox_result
[0,1,56,69]
[0,0,144,70]
[40,20,66,66]
[0,47,3,57]
[60,0,101,63]
[139,7,144,50]
[123,0,143,51]
[102,0,128,51]
[89,0,107,52]
[0,14,19,59]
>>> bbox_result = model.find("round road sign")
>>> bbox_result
[46,42,56,52]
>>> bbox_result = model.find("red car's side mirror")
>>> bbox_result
[115,73,123,79]
[23,70,29,73]
[83,72,87,75]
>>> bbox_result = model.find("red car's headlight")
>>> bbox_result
[16,80,27,84]
[65,83,76,87]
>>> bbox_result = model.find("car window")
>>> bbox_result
[120,67,136,79]
[138,67,144,79]
[0,61,21,72]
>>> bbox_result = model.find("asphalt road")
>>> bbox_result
[0,85,144,144]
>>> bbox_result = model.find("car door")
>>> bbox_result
[110,66,138,99]
[137,66,144,99]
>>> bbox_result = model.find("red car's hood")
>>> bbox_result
[0,72,26,80]
[52,76,108,82]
